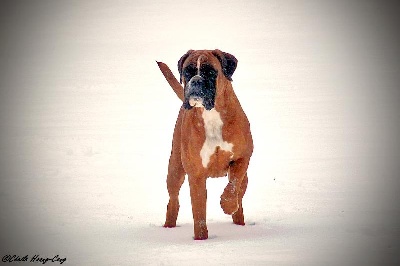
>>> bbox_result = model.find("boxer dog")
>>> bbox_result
[160,49,253,240]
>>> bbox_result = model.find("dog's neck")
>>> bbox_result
[214,82,243,121]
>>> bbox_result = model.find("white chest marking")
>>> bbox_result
[200,108,234,168]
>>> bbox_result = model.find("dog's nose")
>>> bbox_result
[189,75,204,87]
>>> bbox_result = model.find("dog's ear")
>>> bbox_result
[212,49,238,81]
[178,50,194,83]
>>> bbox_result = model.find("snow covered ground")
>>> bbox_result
[1,1,399,265]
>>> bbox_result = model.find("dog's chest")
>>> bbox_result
[200,109,233,168]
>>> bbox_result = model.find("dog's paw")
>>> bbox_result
[193,229,208,240]
[220,197,239,215]
[193,233,208,240]
[163,221,177,228]
[220,183,239,214]
[232,211,245,225]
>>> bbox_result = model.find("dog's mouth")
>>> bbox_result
[183,94,215,110]
[188,96,204,108]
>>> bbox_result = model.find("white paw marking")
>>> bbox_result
[200,108,233,168]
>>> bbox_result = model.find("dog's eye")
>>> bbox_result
[183,65,197,82]
[200,65,217,79]
[208,69,217,77]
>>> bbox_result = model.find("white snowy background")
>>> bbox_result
[1,0,399,265]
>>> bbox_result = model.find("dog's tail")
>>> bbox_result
[156,61,184,102]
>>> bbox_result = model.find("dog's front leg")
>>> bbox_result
[220,158,250,216]
[188,175,208,240]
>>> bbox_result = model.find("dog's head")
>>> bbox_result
[178,49,237,110]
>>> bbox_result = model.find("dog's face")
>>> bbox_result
[178,50,237,110]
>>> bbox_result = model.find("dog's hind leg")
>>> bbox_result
[164,163,185,228]
[164,108,185,228]
[232,172,248,225]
